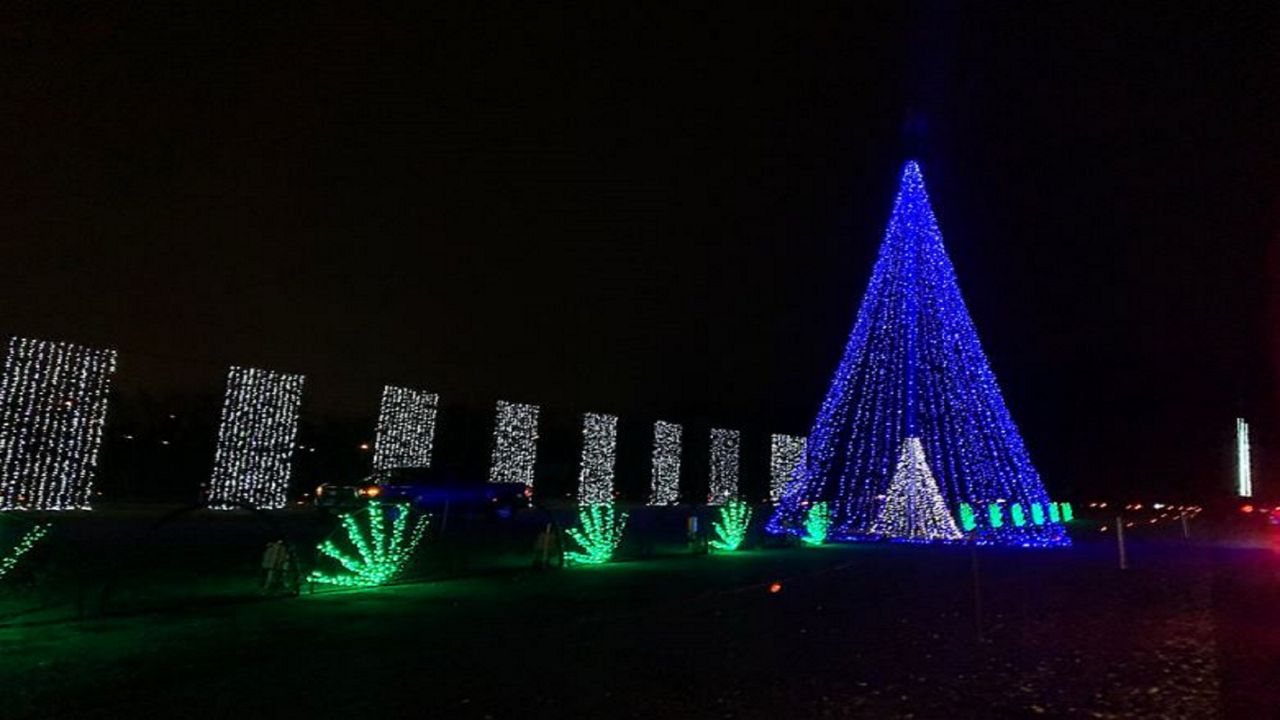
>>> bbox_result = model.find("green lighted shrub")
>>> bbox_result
[1010,503,1026,527]
[987,503,1004,528]
[566,504,628,565]
[0,522,49,580]
[711,499,752,552]
[801,501,830,546]
[1061,502,1074,522]
[309,501,428,588]
[1030,502,1046,526]
[958,503,977,532]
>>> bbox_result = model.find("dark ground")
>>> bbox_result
[1,509,1278,719]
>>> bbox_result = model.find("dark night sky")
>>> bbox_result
[0,3,1275,499]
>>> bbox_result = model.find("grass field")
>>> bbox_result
[2,506,1277,719]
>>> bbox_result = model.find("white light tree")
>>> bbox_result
[870,437,961,541]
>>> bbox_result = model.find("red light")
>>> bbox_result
[768,582,783,594]
[1241,504,1254,514]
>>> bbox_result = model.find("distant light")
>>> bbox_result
[768,582,783,594]
[1237,418,1252,497]
[1241,504,1254,514]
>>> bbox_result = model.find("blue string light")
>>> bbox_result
[769,161,1069,548]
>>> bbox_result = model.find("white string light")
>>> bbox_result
[489,400,539,486]
[708,428,740,506]
[0,337,117,510]
[577,412,618,505]
[373,386,439,470]
[648,420,682,505]
[208,366,305,510]
[869,437,961,541]
[769,434,807,503]
[1236,417,1252,498]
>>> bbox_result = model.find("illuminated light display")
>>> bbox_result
[769,434,807,503]
[1011,503,1027,527]
[566,504,627,565]
[988,503,1004,528]
[488,401,539,486]
[0,337,117,510]
[208,366,305,510]
[0,522,50,579]
[1061,502,1074,522]
[802,501,830,545]
[958,502,977,532]
[1030,503,1046,525]
[768,161,1068,547]
[708,428,740,506]
[648,421,682,506]
[372,386,438,470]
[710,499,752,552]
[869,437,962,541]
[309,501,428,587]
[1237,418,1252,497]
[577,413,618,505]
[1048,501,1061,523]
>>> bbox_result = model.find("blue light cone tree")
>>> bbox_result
[769,161,1069,547]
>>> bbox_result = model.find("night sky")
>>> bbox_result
[0,4,1275,499]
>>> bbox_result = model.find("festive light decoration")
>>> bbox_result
[802,501,830,546]
[566,504,628,565]
[648,421,682,506]
[1048,502,1061,523]
[959,502,977,532]
[710,499,752,551]
[769,161,1068,547]
[577,413,618,505]
[1030,503,1046,525]
[988,503,1004,528]
[1011,503,1027,527]
[373,386,438,470]
[0,522,50,579]
[1061,502,1074,522]
[309,501,428,587]
[0,338,117,510]
[708,428,740,506]
[1237,418,1252,497]
[869,437,962,541]
[769,434,807,503]
[208,366,305,510]
[489,401,539,486]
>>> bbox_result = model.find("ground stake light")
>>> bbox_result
[711,499,752,552]
[309,501,428,588]
[801,502,830,546]
[0,522,50,580]
[566,504,628,565]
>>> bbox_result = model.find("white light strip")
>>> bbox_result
[708,428,740,506]
[1237,417,1252,497]
[489,401,539,486]
[577,412,618,505]
[0,337,117,510]
[208,366,305,510]
[373,386,439,470]
[769,434,807,503]
[648,420,682,505]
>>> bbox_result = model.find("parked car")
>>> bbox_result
[315,465,531,518]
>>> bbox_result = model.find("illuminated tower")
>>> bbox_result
[1236,417,1252,497]
[769,161,1068,547]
